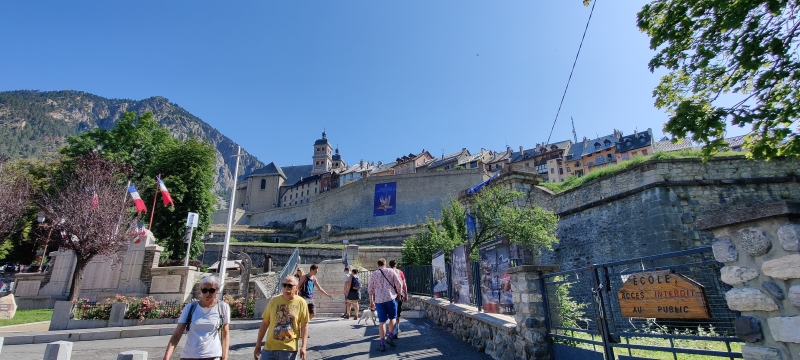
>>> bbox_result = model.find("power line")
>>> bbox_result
[544,0,598,146]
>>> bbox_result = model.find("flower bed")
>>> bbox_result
[73,295,256,320]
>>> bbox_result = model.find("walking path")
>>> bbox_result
[2,317,491,359]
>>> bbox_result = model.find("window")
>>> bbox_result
[315,188,317,193]
[550,168,555,174]
[640,137,646,143]
[622,153,629,160]
[559,168,563,174]
[642,149,648,155]
[567,167,571,173]
[604,139,611,146]
[260,179,266,189]
[607,154,613,162]
[445,166,450,170]
[575,162,581,167]
[307,190,309,195]
[594,143,601,150]
[525,163,530,167]
[597,156,604,164]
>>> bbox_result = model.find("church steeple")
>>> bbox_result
[312,130,333,174]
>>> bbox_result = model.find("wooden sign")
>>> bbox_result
[617,270,710,319]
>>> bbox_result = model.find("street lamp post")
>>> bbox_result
[36,214,53,273]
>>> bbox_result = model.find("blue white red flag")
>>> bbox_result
[128,185,147,215]
[156,176,174,207]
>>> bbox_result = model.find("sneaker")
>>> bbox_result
[392,333,398,339]
[378,344,386,352]
[386,336,396,347]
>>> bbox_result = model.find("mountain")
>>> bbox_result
[0,90,264,201]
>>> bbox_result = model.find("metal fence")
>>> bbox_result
[403,261,483,311]
[271,247,300,297]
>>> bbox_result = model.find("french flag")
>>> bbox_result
[128,185,147,215]
[157,176,174,207]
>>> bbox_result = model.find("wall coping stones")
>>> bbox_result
[416,296,517,332]
[505,265,560,275]
[697,201,800,230]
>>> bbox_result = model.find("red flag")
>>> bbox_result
[156,176,174,207]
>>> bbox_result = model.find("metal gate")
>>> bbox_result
[542,247,743,360]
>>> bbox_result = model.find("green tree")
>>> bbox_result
[400,199,467,266]
[626,0,800,159]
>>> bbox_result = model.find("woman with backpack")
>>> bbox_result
[162,276,231,360]
[344,268,362,319]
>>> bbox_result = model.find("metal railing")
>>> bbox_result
[271,247,300,297]
[404,265,432,296]
[404,261,483,312]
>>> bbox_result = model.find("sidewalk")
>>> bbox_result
[0,319,262,345]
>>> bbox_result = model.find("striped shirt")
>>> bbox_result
[368,267,403,304]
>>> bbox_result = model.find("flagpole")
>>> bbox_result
[219,146,241,296]
[148,177,159,230]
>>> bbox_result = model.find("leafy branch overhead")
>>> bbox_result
[583,0,800,159]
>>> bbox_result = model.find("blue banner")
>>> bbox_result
[373,182,397,216]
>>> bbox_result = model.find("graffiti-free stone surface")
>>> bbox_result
[761,281,785,300]
[739,227,772,256]
[761,254,800,280]
[741,345,783,360]
[721,266,760,285]
[713,238,739,263]
[735,316,763,343]
[777,223,800,252]
[725,288,779,312]
[789,285,800,308]
[767,316,800,343]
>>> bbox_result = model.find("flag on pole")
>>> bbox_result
[156,176,174,207]
[128,185,147,215]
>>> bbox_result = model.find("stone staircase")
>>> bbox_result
[298,261,351,317]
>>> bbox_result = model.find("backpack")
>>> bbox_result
[184,301,226,336]
[350,276,361,290]
[299,275,311,298]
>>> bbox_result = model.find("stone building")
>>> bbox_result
[422,148,471,172]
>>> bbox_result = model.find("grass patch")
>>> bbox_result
[540,150,745,194]
[0,309,53,327]
[558,329,743,360]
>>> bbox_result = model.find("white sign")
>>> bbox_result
[186,212,199,228]
[343,239,349,244]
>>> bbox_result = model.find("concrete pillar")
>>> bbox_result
[117,350,147,360]
[43,341,72,360]
[109,303,128,327]
[49,301,74,331]
[254,298,269,319]
[0,336,4,355]
[506,265,559,360]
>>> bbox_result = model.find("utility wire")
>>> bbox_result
[544,0,598,146]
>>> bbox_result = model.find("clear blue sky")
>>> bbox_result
[0,1,748,167]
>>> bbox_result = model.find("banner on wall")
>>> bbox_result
[450,243,471,304]
[479,236,516,315]
[373,182,397,216]
[432,249,448,299]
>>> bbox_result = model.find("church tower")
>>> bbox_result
[311,131,333,174]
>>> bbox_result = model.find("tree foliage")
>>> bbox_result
[0,157,32,259]
[61,111,216,260]
[38,154,136,300]
[631,0,800,159]
[401,186,559,265]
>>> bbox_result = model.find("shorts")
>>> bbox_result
[307,303,315,314]
[375,298,397,323]
[259,350,297,360]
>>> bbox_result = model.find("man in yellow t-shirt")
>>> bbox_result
[254,275,310,360]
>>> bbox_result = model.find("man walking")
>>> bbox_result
[388,260,409,338]
[254,275,309,360]
[341,266,352,318]
[299,264,332,320]
[368,258,403,352]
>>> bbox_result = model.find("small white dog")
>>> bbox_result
[357,309,377,326]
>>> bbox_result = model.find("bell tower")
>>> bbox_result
[312,130,333,174]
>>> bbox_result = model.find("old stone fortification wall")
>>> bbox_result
[526,157,800,272]
[306,169,487,229]
[202,243,403,271]
[248,203,310,228]
[323,225,426,246]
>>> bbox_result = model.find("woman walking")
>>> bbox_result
[163,276,231,360]
[344,268,362,319]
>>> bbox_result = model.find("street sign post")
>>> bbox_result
[184,212,199,267]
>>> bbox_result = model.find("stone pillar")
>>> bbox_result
[108,303,128,327]
[117,350,147,360]
[49,301,74,331]
[697,201,800,360]
[43,341,72,360]
[506,264,559,360]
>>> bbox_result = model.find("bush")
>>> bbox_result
[223,294,255,318]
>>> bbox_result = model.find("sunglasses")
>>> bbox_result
[201,288,217,294]
[282,283,295,288]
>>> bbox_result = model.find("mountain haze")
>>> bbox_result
[0,90,264,199]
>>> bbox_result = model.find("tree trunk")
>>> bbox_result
[68,259,88,301]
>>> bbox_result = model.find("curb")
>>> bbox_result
[1,319,262,345]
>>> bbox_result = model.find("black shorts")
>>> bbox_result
[307,303,315,314]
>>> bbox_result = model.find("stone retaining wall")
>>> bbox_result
[699,201,800,360]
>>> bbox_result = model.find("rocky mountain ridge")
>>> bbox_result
[0,90,264,199]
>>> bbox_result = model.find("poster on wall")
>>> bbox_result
[373,182,397,216]
[432,249,448,299]
[479,236,516,315]
[450,243,471,304]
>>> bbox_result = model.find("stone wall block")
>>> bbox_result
[766,316,800,343]
[739,227,772,257]
[725,288,779,312]
[789,285,800,308]
[721,266,760,285]
[777,223,800,252]
[761,281,784,300]
[762,254,800,280]
[43,341,73,360]
[741,345,783,360]
[735,316,763,343]
[117,350,148,360]
[713,238,738,263]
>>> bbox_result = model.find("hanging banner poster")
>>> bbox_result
[373,182,397,216]
[479,236,515,315]
[432,249,448,299]
[450,243,471,304]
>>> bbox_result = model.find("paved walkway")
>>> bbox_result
[3,317,491,359]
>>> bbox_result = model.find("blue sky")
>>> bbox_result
[0,1,748,167]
